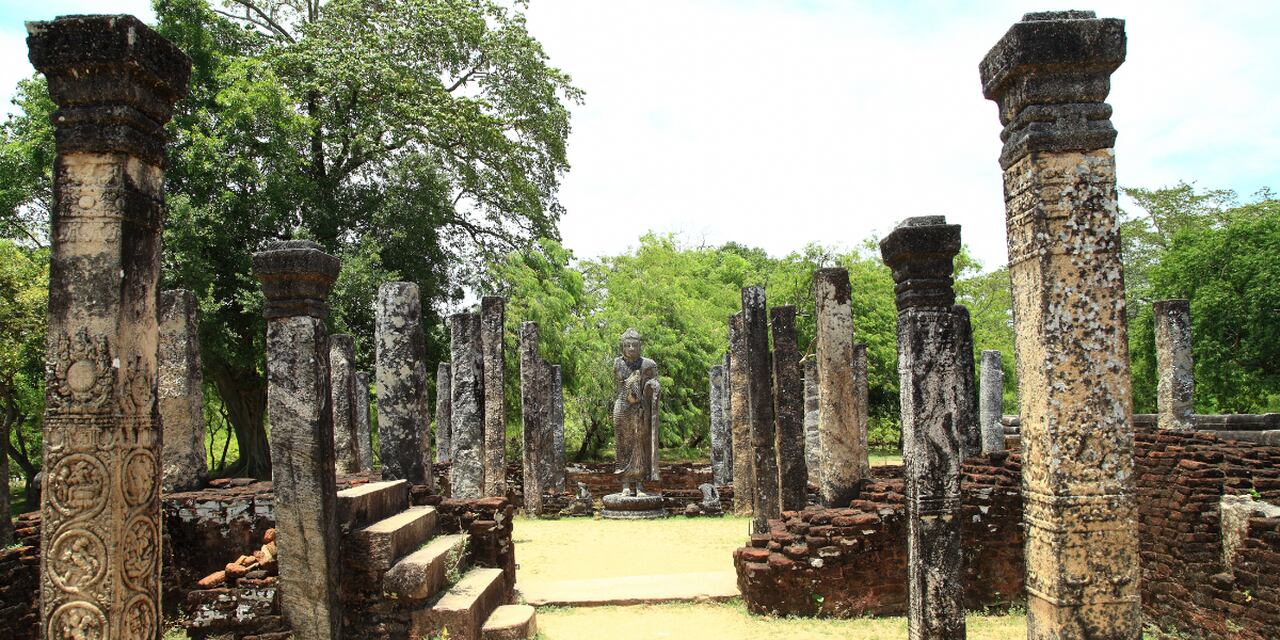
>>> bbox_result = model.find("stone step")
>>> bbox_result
[481,604,537,640]
[411,567,506,640]
[383,533,469,602]
[347,505,438,571]
[337,479,410,529]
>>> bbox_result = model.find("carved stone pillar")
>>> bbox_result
[450,312,485,498]
[28,15,190,639]
[803,358,820,487]
[982,11,1139,639]
[481,296,506,495]
[881,216,965,640]
[353,372,373,472]
[1155,299,1194,430]
[728,313,754,515]
[435,362,452,463]
[979,350,1006,455]
[742,286,780,534]
[159,289,208,492]
[253,240,342,640]
[329,334,360,475]
[709,364,732,486]
[770,306,807,512]
[375,282,429,485]
[813,267,870,506]
[519,321,549,515]
[549,363,566,493]
[952,305,980,459]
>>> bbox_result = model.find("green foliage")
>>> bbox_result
[0,240,48,493]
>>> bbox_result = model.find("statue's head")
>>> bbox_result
[620,328,643,360]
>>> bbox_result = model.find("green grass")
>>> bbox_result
[8,479,29,519]
[869,447,902,467]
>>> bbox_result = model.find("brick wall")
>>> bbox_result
[0,512,40,640]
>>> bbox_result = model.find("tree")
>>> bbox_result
[0,241,48,520]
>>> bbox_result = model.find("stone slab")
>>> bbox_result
[481,604,538,640]
[412,567,507,640]
[519,571,739,607]
[348,505,438,571]
[383,533,469,601]
[337,480,410,529]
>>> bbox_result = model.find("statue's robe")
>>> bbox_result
[613,356,659,482]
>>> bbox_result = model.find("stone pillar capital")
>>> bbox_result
[252,240,340,319]
[980,11,1126,168]
[879,216,961,311]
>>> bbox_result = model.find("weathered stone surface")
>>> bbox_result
[376,282,430,485]
[979,350,1006,455]
[742,286,781,534]
[881,216,965,640]
[614,328,660,495]
[601,493,667,520]
[28,15,190,640]
[451,312,486,499]
[771,306,807,512]
[519,322,550,515]
[436,362,452,463]
[709,364,732,486]
[728,313,754,515]
[481,296,506,496]
[253,240,342,640]
[353,371,374,472]
[983,13,1139,639]
[952,305,980,459]
[159,289,209,492]
[329,333,360,475]
[813,268,870,507]
[549,364,566,492]
[1155,299,1195,430]
[803,358,820,488]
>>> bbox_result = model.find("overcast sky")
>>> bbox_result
[3,1,1276,271]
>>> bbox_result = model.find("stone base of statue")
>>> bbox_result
[601,492,666,520]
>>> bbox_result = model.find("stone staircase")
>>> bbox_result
[338,480,536,640]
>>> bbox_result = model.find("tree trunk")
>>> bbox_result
[210,361,272,479]
[574,416,601,462]
[0,412,11,545]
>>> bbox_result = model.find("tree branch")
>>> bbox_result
[225,0,297,43]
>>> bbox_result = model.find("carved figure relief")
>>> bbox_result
[49,530,107,593]
[48,601,106,640]
[121,516,158,592]
[49,454,108,519]
[122,594,157,639]
[121,450,156,507]
[47,329,114,413]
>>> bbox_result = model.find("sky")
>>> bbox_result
[2,1,1277,271]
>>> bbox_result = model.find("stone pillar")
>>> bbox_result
[159,289,208,492]
[28,16,189,639]
[450,313,485,499]
[354,372,374,472]
[1155,299,1194,430]
[803,358,821,487]
[728,313,754,515]
[771,306,807,512]
[435,362,452,463]
[375,282,430,485]
[979,350,1006,455]
[742,286,780,534]
[952,305,980,459]
[253,241,342,640]
[550,364,566,492]
[813,267,870,507]
[709,364,731,486]
[481,296,506,495]
[329,334,360,475]
[981,12,1138,639]
[519,321,549,515]
[880,216,965,640]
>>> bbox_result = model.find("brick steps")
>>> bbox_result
[347,505,438,570]
[383,533,470,601]
[481,604,537,640]
[337,479,410,529]
[412,567,506,640]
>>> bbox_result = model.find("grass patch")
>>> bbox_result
[869,447,902,467]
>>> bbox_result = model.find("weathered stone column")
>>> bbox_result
[28,16,189,639]
[435,362,452,463]
[481,296,506,495]
[329,334,360,474]
[771,306,807,512]
[159,289,208,492]
[813,267,870,506]
[982,12,1139,639]
[803,358,821,487]
[519,321,549,515]
[880,216,965,640]
[450,312,485,498]
[742,286,780,534]
[979,350,1005,455]
[728,313,754,515]
[1155,299,1194,430]
[354,371,373,472]
[550,363,566,492]
[253,240,342,640]
[709,364,731,486]
[952,305,980,459]
[375,282,430,485]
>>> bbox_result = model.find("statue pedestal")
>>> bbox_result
[601,493,666,520]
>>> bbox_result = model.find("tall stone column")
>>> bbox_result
[803,358,821,487]
[519,322,549,515]
[159,289,208,492]
[1154,299,1194,430]
[253,240,343,640]
[709,364,732,486]
[375,282,430,485]
[952,306,980,458]
[982,11,1139,639]
[742,287,780,534]
[450,313,485,498]
[481,296,506,495]
[354,372,374,472]
[550,364,566,492]
[435,362,452,463]
[979,350,1006,455]
[728,313,754,515]
[28,16,189,639]
[771,306,807,512]
[813,267,870,506]
[329,334,360,474]
[880,216,965,640]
